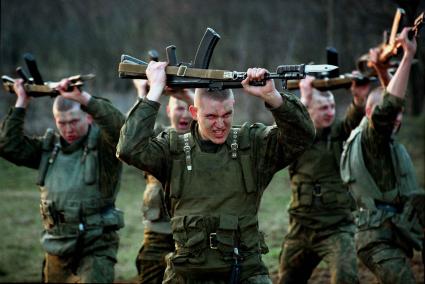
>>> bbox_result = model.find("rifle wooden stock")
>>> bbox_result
[285,74,374,91]
[377,8,405,63]
[286,77,351,91]
[2,74,95,97]
[357,11,423,76]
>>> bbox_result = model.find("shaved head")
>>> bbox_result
[190,88,235,144]
[366,87,384,118]
[53,96,81,114]
[194,88,234,107]
[311,89,334,104]
[308,88,335,129]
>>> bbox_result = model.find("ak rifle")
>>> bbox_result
[2,53,95,97]
[118,58,337,90]
[118,27,337,90]
[285,73,375,91]
[357,9,424,76]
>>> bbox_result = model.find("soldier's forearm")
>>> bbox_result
[116,99,160,166]
[84,97,125,145]
[272,92,315,156]
[0,108,42,168]
[386,53,414,99]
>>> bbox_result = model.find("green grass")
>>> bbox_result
[0,115,423,282]
[0,158,291,282]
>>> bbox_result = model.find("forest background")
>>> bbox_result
[0,0,424,282]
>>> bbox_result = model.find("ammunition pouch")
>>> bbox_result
[290,181,351,209]
[169,214,266,277]
[392,200,423,251]
[143,181,165,222]
[40,199,124,233]
[354,208,394,230]
[355,201,423,251]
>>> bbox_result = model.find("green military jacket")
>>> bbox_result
[340,91,423,253]
[142,124,172,234]
[0,97,125,256]
[117,92,315,279]
[288,101,364,230]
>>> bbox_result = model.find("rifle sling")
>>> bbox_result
[119,63,233,80]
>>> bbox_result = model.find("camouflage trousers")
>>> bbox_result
[278,222,358,284]
[163,251,272,284]
[135,231,174,284]
[356,226,417,284]
[42,231,119,283]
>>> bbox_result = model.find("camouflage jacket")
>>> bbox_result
[117,92,315,207]
[362,91,404,193]
[288,101,364,230]
[0,96,125,198]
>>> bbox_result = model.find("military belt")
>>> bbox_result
[209,233,218,249]
[312,183,322,197]
[375,200,402,213]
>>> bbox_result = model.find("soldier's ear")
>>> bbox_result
[365,105,372,119]
[189,105,198,120]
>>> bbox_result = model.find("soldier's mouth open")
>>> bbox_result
[179,121,189,128]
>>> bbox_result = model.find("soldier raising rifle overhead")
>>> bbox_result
[0,58,125,283]
[116,59,315,283]
[341,26,424,284]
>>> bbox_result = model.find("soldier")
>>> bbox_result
[132,78,194,284]
[277,71,369,284]
[116,61,315,283]
[341,27,423,284]
[0,78,125,283]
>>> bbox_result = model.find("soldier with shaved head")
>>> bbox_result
[0,77,125,283]
[117,61,315,283]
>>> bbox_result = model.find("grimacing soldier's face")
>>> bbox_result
[167,98,192,134]
[191,96,234,144]
[309,95,336,129]
[54,107,91,144]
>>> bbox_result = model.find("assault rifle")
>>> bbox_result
[357,9,424,76]
[118,27,337,90]
[285,47,376,91]
[2,53,95,97]
[285,73,375,91]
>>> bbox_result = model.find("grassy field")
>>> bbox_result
[0,155,291,282]
[0,115,423,282]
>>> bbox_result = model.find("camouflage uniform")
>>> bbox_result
[136,171,174,284]
[278,102,364,284]
[0,97,125,283]
[117,92,315,283]
[133,123,175,284]
[341,91,424,284]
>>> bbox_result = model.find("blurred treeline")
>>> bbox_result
[1,0,424,132]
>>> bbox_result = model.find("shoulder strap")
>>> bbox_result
[37,128,59,186]
[86,125,100,150]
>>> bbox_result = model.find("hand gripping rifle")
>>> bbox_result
[2,53,95,97]
[118,28,337,90]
